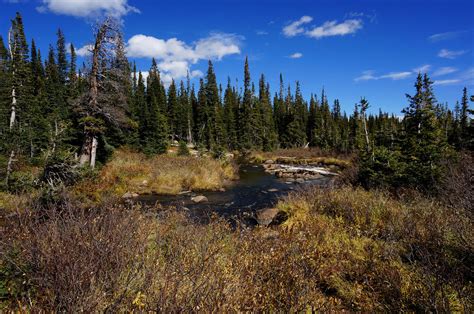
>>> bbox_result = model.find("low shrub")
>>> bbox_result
[1,185,471,311]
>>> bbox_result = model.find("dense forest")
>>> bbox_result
[1,13,472,193]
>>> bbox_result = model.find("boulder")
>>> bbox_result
[295,178,305,184]
[267,188,279,192]
[191,195,208,203]
[265,159,275,164]
[256,207,288,226]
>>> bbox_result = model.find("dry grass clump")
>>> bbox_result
[74,149,237,198]
[1,187,472,312]
[277,186,473,311]
[249,148,352,169]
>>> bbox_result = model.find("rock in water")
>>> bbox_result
[265,159,275,164]
[191,195,208,203]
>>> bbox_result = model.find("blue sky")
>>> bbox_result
[1,0,473,115]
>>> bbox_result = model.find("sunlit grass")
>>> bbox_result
[90,149,237,196]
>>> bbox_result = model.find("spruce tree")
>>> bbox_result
[238,57,253,151]
[167,79,178,142]
[223,78,238,150]
[460,87,470,148]
[56,28,68,85]
[260,77,277,151]
[402,73,448,190]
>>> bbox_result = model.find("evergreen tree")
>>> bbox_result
[259,76,277,151]
[167,79,178,142]
[285,81,307,147]
[56,28,68,85]
[460,87,470,148]
[402,73,448,190]
[238,57,253,150]
[223,78,238,150]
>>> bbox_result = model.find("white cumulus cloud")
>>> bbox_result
[37,0,139,18]
[75,44,93,57]
[126,32,241,85]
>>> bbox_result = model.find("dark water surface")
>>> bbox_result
[136,165,331,224]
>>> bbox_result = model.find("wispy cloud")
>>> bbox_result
[346,11,377,23]
[256,30,268,36]
[355,70,413,82]
[438,48,468,59]
[412,64,432,73]
[283,16,313,37]
[379,72,412,80]
[433,79,461,86]
[288,52,303,59]
[306,19,363,39]
[432,67,458,77]
[354,70,377,82]
[283,16,363,39]
[428,31,465,42]
[432,68,473,86]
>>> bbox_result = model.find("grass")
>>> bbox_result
[73,149,237,199]
[1,185,471,312]
[248,148,352,169]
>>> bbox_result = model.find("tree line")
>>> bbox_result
[0,13,472,192]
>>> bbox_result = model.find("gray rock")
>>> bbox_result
[265,159,275,164]
[295,178,305,184]
[267,188,279,192]
[191,195,208,203]
[256,207,288,226]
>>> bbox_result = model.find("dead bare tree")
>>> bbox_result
[77,18,130,169]
[5,27,17,186]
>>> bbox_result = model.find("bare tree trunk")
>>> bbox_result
[6,28,16,186]
[187,116,193,144]
[8,27,16,131]
[79,135,92,166]
[5,150,15,186]
[90,136,98,169]
[362,113,370,154]
[10,88,16,130]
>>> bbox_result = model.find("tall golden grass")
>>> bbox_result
[1,185,471,312]
[73,149,237,199]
